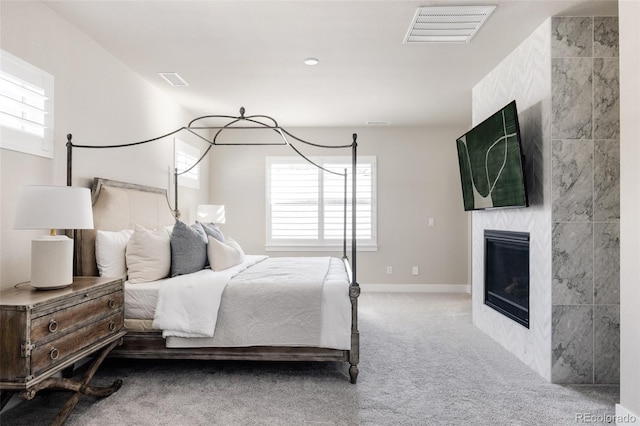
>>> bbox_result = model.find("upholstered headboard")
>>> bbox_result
[76,178,176,276]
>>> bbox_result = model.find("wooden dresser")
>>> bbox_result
[0,276,126,425]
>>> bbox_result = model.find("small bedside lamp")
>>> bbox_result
[14,185,94,289]
[197,204,226,224]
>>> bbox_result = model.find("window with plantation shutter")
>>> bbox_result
[323,160,373,242]
[269,160,319,240]
[0,50,54,158]
[174,138,200,189]
[266,156,377,251]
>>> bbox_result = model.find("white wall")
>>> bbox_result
[0,1,209,289]
[618,0,640,419]
[209,126,470,286]
[0,3,469,291]
[471,19,553,381]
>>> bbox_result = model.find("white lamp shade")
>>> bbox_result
[13,185,93,289]
[14,185,94,230]
[197,204,225,224]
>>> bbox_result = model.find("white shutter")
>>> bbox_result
[267,156,376,250]
[175,139,200,189]
[0,73,47,137]
[269,160,318,240]
[323,160,374,241]
[0,50,54,158]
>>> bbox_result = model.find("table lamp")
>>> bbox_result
[14,185,94,289]
[197,204,226,224]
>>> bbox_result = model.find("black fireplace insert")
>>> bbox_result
[484,230,530,328]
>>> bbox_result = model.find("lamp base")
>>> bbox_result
[31,283,73,291]
[31,235,74,290]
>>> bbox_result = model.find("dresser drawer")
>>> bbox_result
[31,312,124,377]
[31,291,123,344]
[1,277,124,388]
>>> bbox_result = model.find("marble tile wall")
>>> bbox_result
[472,16,619,385]
[550,16,620,384]
[551,305,594,383]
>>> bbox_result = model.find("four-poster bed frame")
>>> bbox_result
[66,108,361,383]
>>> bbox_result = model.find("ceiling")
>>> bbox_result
[45,0,618,128]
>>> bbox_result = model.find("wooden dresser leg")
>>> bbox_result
[52,392,82,426]
[23,338,124,425]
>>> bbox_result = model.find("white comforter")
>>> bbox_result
[127,255,352,350]
[211,256,330,346]
[165,256,351,349]
[151,255,267,337]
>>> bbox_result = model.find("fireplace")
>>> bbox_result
[484,230,530,328]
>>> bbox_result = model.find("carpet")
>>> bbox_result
[0,293,619,425]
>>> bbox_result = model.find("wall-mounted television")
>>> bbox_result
[455,100,529,211]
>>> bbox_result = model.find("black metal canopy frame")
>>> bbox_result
[66,107,361,383]
[65,107,359,285]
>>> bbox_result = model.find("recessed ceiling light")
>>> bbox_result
[366,120,392,126]
[158,72,189,86]
[304,58,319,66]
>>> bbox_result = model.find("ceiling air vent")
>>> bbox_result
[404,5,496,44]
[158,72,189,87]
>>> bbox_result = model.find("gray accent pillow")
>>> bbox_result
[191,222,210,267]
[191,221,208,244]
[170,220,207,277]
[198,221,225,243]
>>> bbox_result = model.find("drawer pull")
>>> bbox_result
[109,321,116,331]
[49,347,59,360]
[108,299,116,309]
[48,319,58,333]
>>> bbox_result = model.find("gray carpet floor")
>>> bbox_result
[1,293,619,425]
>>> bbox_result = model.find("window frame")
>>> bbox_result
[265,155,377,252]
[0,49,54,159]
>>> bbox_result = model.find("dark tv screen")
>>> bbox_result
[456,100,529,211]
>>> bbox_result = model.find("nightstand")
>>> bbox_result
[0,276,126,425]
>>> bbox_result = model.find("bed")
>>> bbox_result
[70,110,361,383]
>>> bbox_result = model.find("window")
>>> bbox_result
[174,138,200,189]
[266,156,377,251]
[0,49,54,158]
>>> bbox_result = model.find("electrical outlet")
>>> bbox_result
[428,217,435,226]
[386,266,393,274]
[412,266,420,275]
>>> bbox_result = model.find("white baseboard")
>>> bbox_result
[360,283,471,293]
[615,404,639,424]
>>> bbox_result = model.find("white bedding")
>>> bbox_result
[124,255,266,320]
[124,256,352,350]
[152,255,267,338]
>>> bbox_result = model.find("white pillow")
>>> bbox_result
[207,236,245,271]
[96,229,134,279]
[126,225,171,283]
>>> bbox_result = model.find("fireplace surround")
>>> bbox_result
[484,230,530,328]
